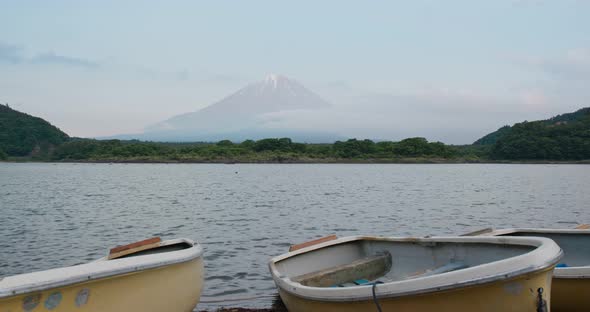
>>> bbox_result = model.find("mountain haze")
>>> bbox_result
[126,74,338,142]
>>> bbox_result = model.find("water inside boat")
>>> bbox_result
[277,238,535,288]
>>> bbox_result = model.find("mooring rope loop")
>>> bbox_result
[372,281,384,312]
[536,287,547,312]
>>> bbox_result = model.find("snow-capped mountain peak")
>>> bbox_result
[264,73,282,88]
[146,74,330,134]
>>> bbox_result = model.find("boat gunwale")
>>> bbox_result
[269,235,562,302]
[480,228,590,279]
[0,238,204,298]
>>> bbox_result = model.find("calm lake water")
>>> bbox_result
[1,163,589,309]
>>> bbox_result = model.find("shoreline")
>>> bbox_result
[2,159,590,164]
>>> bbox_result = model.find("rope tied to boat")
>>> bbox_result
[537,287,547,312]
[372,281,384,312]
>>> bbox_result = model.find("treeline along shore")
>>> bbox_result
[43,137,485,163]
[1,104,590,163]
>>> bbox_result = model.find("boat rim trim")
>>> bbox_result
[0,238,203,298]
[482,228,590,277]
[269,235,563,302]
[483,228,590,236]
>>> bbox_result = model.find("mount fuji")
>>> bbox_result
[109,74,342,142]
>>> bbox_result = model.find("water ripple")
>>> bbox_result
[1,163,589,310]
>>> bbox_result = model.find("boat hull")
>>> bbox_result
[470,228,590,312]
[277,267,553,312]
[552,277,590,312]
[0,257,203,312]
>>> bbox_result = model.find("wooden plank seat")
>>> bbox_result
[289,235,338,252]
[294,253,392,287]
[108,237,162,260]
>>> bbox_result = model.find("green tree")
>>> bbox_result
[394,137,430,156]
[240,140,255,149]
[333,139,376,158]
[217,140,233,147]
[253,138,293,152]
[490,110,590,160]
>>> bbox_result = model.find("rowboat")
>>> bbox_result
[269,235,562,312]
[0,237,204,312]
[465,225,590,311]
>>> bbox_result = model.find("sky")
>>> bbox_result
[1,0,589,144]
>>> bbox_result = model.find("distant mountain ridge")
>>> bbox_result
[131,74,336,142]
[546,107,590,124]
[149,74,329,131]
[0,104,69,157]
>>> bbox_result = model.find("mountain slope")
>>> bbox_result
[546,107,590,124]
[0,104,69,157]
[474,107,590,146]
[476,107,590,160]
[137,74,334,142]
[473,125,511,145]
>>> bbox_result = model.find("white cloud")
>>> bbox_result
[249,89,549,144]
[31,52,99,68]
[520,89,548,110]
[0,42,25,64]
[0,41,99,68]
[516,47,590,80]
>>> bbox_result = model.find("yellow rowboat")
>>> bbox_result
[0,237,204,312]
[465,227,590,312]
[269,235,562,312]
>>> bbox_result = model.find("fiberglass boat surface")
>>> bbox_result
[269,235,562,312]
[474,228,590,312]
[0,237,204,312]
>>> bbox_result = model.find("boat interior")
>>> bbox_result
[496,231,590,267]
[275,239,535,288]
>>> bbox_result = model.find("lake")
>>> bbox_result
[1,163,589,310]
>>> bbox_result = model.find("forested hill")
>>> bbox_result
[1,105,589,162]
[474,107,590,160]
[0,104,69,158]
[548,107,590,123]
[474,107,590,145]
[473,125,511,146]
